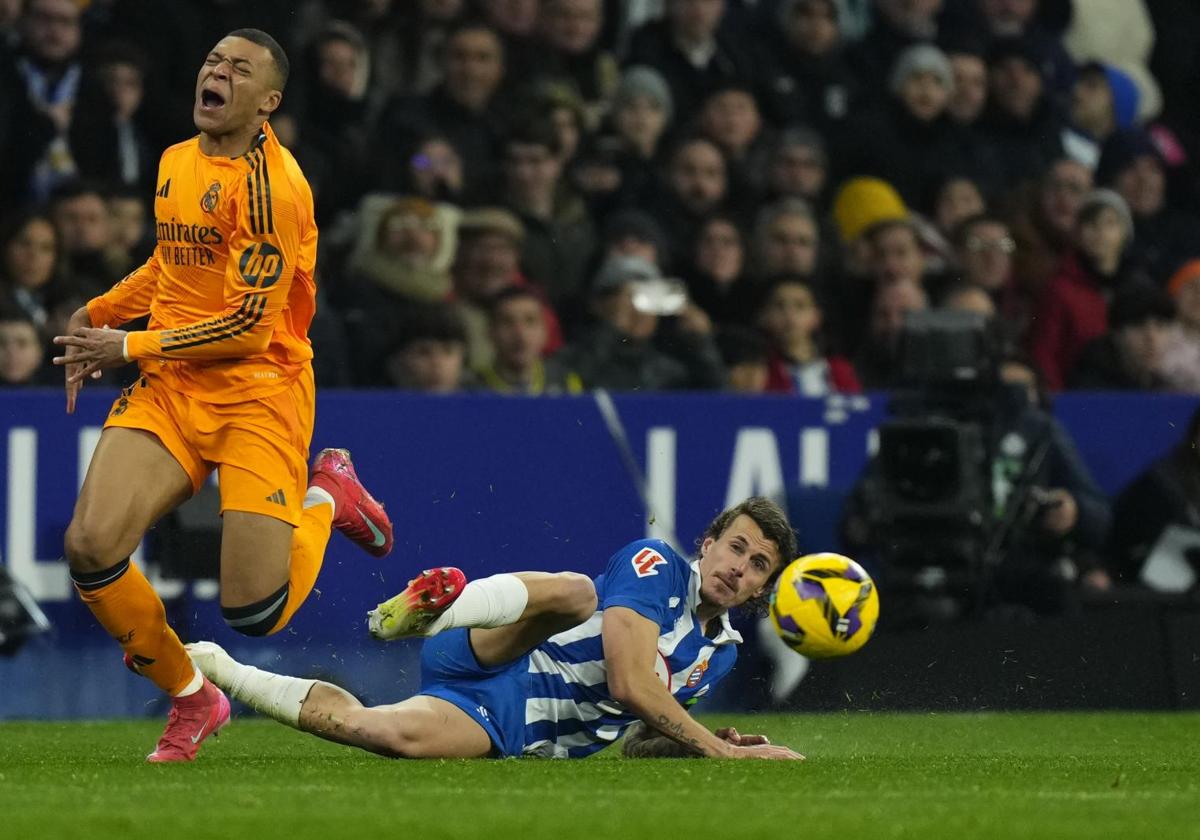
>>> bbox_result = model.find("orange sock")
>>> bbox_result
[269,500,334,633]
[73,558,195,696]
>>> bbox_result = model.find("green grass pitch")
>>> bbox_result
[2,712,1198,840]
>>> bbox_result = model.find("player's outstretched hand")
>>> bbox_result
[54,327,127,390]
[54,306,104,414]
[715,726,772,747]
[728,742,805,760]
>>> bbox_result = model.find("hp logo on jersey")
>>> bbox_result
[239,241,284,288]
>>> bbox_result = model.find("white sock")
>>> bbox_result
[173,667,203,697]
[212,658,315,727]
[304,485,335,514]
[423,574,529,636]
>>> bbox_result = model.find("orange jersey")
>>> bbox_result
[87,122,317,404]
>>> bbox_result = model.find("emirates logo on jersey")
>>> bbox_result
[200,181,221,212]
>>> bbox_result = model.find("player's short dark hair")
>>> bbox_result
[227,28,289,90]
[701,497,797,615]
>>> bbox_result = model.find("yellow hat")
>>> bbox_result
[832,177,909,243]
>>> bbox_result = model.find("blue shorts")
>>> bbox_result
[418,628,531,758]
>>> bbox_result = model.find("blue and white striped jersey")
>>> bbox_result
[522,539,741,758]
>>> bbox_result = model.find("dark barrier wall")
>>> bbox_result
[0,389,1196,718]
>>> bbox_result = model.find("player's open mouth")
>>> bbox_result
[200,89,227,111]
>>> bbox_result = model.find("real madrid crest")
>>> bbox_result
[200,181,221,213]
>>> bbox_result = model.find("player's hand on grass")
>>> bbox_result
[715,726,772,747]
[54,306,105,414]
[727,742,805,760]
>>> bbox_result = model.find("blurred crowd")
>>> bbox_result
[2,0,1200,397]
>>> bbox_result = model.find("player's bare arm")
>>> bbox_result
[602,605,802,760]
[622,721,774,758]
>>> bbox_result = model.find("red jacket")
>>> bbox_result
[1029,251,1111,391]
[765,351,863,395]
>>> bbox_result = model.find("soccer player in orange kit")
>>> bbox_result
[52,29,394,762]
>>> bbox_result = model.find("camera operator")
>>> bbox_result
[987,357,1113,612]
[841,311,1111,621]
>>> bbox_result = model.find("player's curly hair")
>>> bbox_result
[700,497,797,617]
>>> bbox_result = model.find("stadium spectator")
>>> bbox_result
[767,0,859,131]
[750,198,820,282]
[476,286,583,394]
[558,254,725,391]
[952,213,1027,336]
[932,174,986,239]
[500,121,596,310]
[106,187,153,265]
[1068,62,1141,166]
[1099,130,1200,288]
[344,196,459,335]
[573,67,676,214]
[479,0,542,82]
[1,210,63,333]
[846,0,945,96]
[865,218,929,289]
[376,20,510,193]
[0,307,50,386]
[1062,0,1162,122]
[1069,282,1174,391]
[685,213,755,327]
[452,207,564,371]
[383,302,471,392]
[536,0,618,120]
[520,80,588,165]
[288,22,376,220]
[1160,259,1200,392]
[600,208,671,272]
[757,276,860,395]
[697,83,769,197]
[48,180,123,291]
[392,0,469,96]
[854,279,929,388]
[648,136,733,267]
[1008,156,1093,295]
[715,324,770,393]
[0,0,85,202]
[625,0,763,126]
[69,43,155,195]
[1030,188,1135,390]
[398,132,467,203]
[944,39,989,129]
[838,44,979,208]
[978,0,1075,95]
[764,127,829,210]
[978,37,1067,191]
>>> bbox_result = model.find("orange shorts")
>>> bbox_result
[105,367,315,526]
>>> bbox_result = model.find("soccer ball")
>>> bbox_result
[769,553,880,659]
